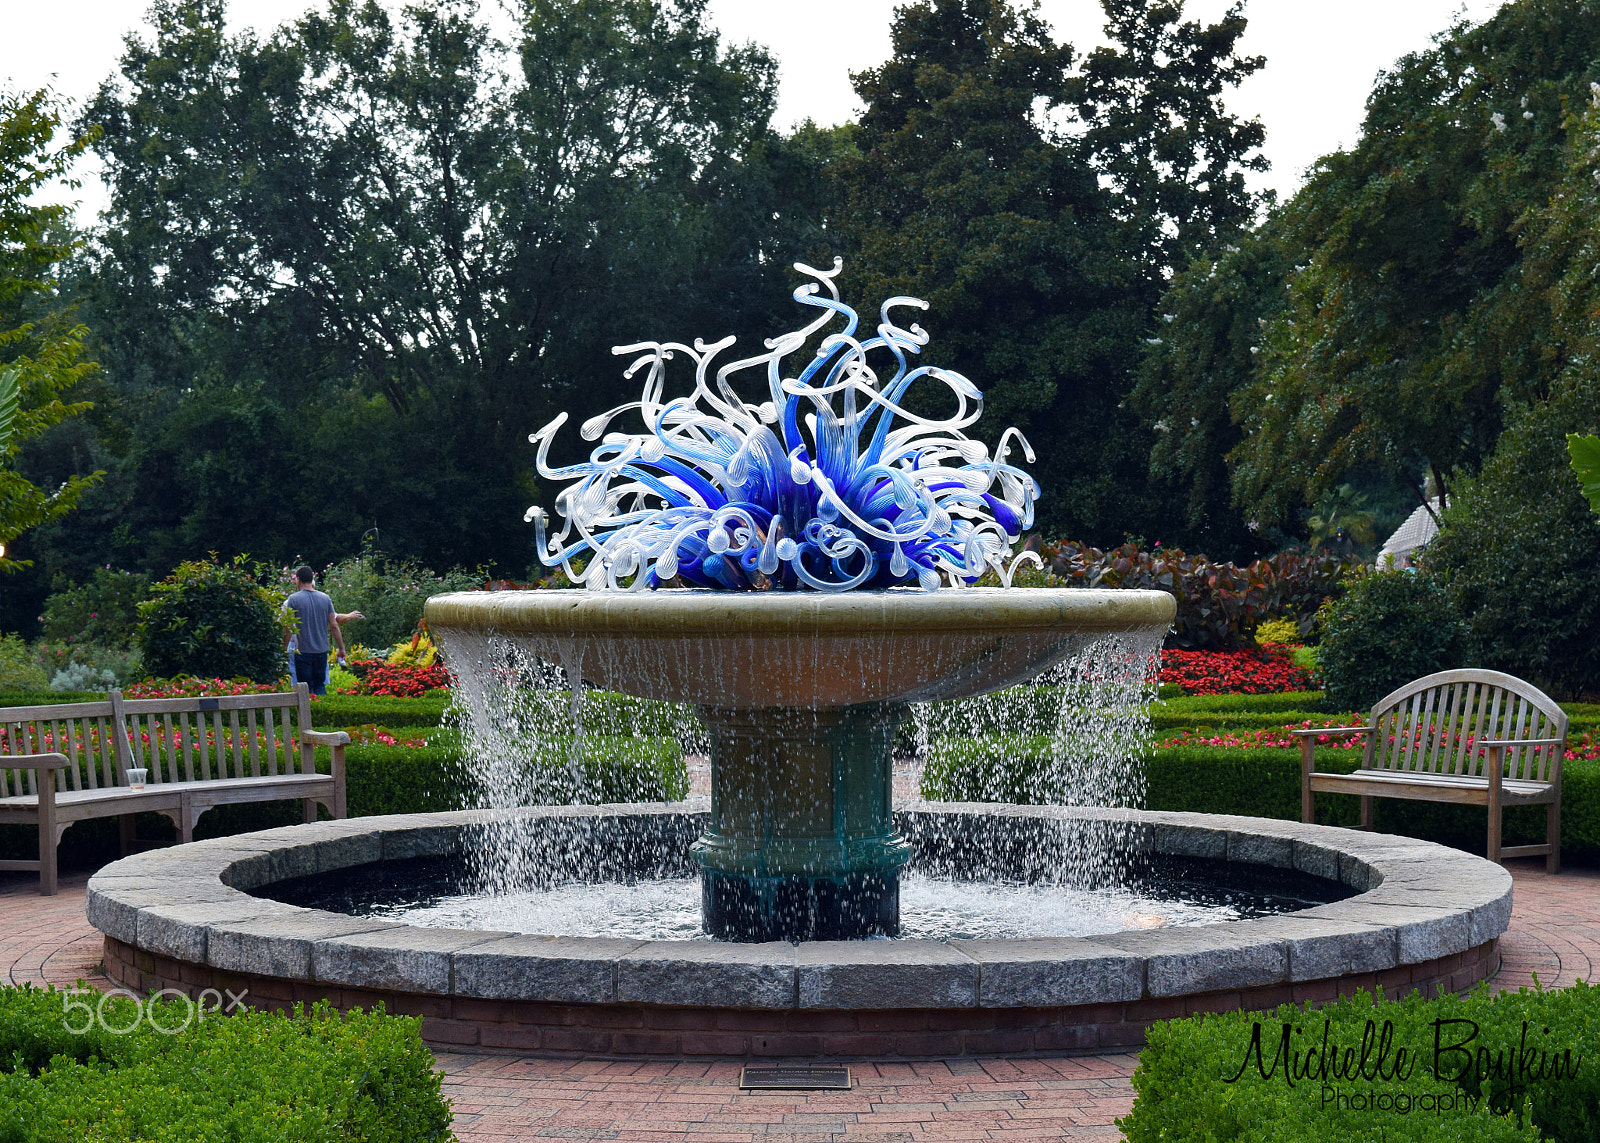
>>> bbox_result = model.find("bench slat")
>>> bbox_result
[57,720,80,792]
[244,707,260,778]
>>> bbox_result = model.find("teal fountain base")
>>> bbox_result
[691,705,911,941]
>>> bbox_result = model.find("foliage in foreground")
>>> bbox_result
[0,89,104,570]
[0,986,454,1143]
[1120,982,1600,1142]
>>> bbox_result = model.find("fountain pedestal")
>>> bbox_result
[692,704,911,941]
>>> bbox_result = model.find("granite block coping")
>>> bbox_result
[85,804,1512,1012]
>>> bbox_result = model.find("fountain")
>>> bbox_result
[83,264,1513,1057]
[426,261,1169,941]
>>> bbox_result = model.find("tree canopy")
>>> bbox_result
[832,0,1266,545]
[0,88,103,572]
[1139,0,1600,534]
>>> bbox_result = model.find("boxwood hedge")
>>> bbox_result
[0,985,453,1142]
[1120,981,1600,1142]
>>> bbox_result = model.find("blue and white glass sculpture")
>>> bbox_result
[527,261,1041,591]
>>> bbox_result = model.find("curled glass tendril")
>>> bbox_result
[526,260,1043,591]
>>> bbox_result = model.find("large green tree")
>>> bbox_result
[832,0,1266,545]
[0,88,104,579]
[1426,93,1600,698]
[44,0,819,586]
[1215,0,1600,530]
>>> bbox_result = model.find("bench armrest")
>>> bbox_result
[1288,727,1370,740]
[302,730,351,747]
[0,752,69,771]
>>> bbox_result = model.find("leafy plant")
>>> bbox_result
[1316,570,1467,711]
[1253,617,1300,645]
[138,555,290,684]
[1570,432,1600,515]
[0,634,48,691]
[305,548,483,651]
[48,662,117,692]
[40,568,150,647]
[1046,541,1356,649]
[1429,382,1600,698]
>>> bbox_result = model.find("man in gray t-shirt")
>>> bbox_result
[283,565,347,696]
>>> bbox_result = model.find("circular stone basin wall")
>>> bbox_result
[86,806,1512,1058]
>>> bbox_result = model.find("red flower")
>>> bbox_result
[1157,647,1313,696]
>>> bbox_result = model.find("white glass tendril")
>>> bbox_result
[526,260,1042,591]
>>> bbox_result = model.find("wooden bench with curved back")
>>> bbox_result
[1295,668,1567,871]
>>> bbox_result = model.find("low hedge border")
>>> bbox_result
[924,741,1600,861]
[1120,981,1600,1142]
[0,734,686,866]
[0,985,453,1142]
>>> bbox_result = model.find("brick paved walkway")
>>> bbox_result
[4,858,1597,1141]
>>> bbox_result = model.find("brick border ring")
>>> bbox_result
[86,805,1511,1057]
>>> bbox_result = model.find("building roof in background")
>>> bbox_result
[1379,498,1441,562]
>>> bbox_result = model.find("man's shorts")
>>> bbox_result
[293,652,329,696]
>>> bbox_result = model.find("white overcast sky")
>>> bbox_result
[3,0,1506,221]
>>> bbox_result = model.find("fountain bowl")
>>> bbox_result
[423,587,1175,709]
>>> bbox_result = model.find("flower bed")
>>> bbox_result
[337,663,451,698]
[123,676,285,699]
[1157,646,1314,696]
[342,723,430,748]
[1158,721,1600,761]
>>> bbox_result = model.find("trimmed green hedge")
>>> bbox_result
[924,739,1597,860]
[0,985,453,1142]
[1121,981,1600,1142]
[312,692,452,727]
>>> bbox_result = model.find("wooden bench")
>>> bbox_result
[1296,668,1567,871]
[0,683,349,894]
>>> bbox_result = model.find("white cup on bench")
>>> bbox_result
[126,768,147,790]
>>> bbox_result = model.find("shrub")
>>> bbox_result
[1045,541,1357,650]
[32,639,141,686]
[0,986,453,1143]
[1120,982,1600,1142]
[40,567,150,647]
[343,734,688,815]
[139,555,289,684]
[1254,617,1300,645]
[0,634,48,690]
[304,547,484,650]
[49,662,116,692]
[312,691,452,727]
[1317,570,1468,711]
[1428,380,1600,698]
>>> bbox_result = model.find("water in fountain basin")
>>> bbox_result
[434,619,1161,919]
